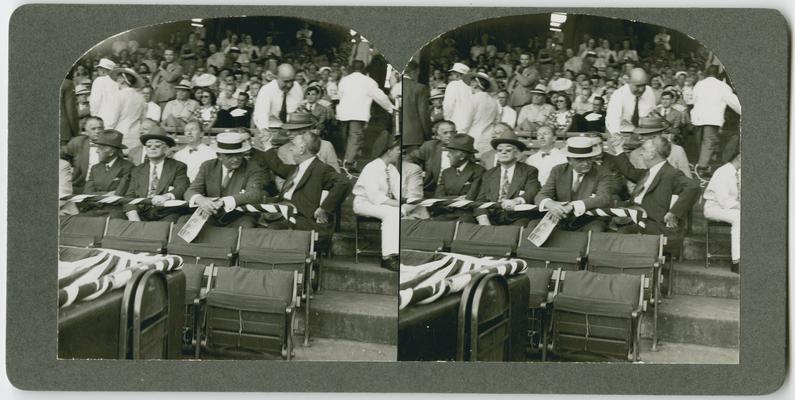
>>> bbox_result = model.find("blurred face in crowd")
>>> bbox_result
[554,95,569,110]
[184,121,203,144]
[208,44,217,54]
[163,50,175,63]
[580,80,591,91]
[84,118,104,141]
[249,81,262,95]
[96,144,118,163]
[198,90,212,105]
[305,89,320,104]
[176,88,190,101]
[603,87,616,102]
[447,149,470,168]
[140,119,158,136]
[536,126,556,150]
[141,87,153,102]
[519,54,530,68]
[496,91,509,107]
[496,143,520,164]
[144,139,169,161]
[431,98,442,108]
[660,93,673,109]
[237,93,250,108]
[568,155,596,175]
[218,152,244,171]
[435,122,456,146]
[531,93,546,105]
[592,97,605,113]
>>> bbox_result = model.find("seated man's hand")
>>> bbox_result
[150,194,170,206]
[664,212,679,229]
[546,200,571,219]
[500,199,518,211]
[314,208,329,224]
[195,196,220,214]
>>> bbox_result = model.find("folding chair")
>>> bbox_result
[516,229,589,271]
[550,269,646,362]
[59,215,109,247]
[167,223,240,266]
[237,229,315,346]
[456,273,511,361]
[202,267,298,360]
[400,219,458,252]
[524,267,553,360]
[586,232,665,351]
[450,223,521,257]
[119,269,170,359]
[101,219,173,254]
[181,263,216,358]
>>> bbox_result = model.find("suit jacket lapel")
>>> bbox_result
[156,160,173,194]
[506,164,523,198]
[645,163,667,194]
[208,161,222,197]
[80,139,90,176]
[560,165,573,201]
[293,159,316,192]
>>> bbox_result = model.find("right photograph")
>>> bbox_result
[398,12,741,363]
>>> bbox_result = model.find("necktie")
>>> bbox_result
[541,151,550,158]
[498,169,510,201]
[221,170,233,191]
[631,95,640,126]
[572,172,583,194]
[279,90,288,122]
[279,169,298,198]
[148,166,159,196]
[631,171,650,201]
[386,167,395,200]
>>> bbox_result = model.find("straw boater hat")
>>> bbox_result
[491,129,527,152]
[563,136,602,158]
[211,131,251,153]
[194,73,217,88]
[444,134,477,154]
[449,62,471,75]
[95,58,117,71]
[109,67,144,89]
[74,84,91,96]
[463,72,498,93]
[91,129,127,149]
[529,84,548,95]
[175,79,192,91]
[140,126,176,147]
[429,88,445,101]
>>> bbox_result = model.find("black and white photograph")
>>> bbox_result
[56,15,400,361]
[398,12,741,363]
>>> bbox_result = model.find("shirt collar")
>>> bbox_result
[457,161,469,172]
[105,157,117,168]
[648,159,667,176]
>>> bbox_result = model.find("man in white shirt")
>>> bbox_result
[525,126,568,185]
[336,60,395,169]
[443,62,473,134]
[605,68,658,136]
[162,80,200,128]
[171,121,217,182]
[141,86,161,122]
[495,90,517,128]
[89,58,119,129]
[206,43,227,71]
[703,151,741,271]
[691,66,742,175]
[516,85,554,135]
[253,63,304,129]
[108,68,147,150]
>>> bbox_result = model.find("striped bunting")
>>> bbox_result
[398,251,527,310]
[60,193,297,224]
[58,247,183,308]
[403,198,647,227]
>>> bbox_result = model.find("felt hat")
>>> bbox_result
[211,131,252,153]
[74,84,91,96]
[109,67,144,89]
[491,129,526,151]
[633,116,668,135]
[563,136,602,158]
[283,112,317,130]
[449,62,471,75]
[139,126,176,147]
[91,129,127,149]
[444,134,477,153]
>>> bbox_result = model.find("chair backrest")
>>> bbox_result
[554,270,643,318]
[212,267,294,305]
[516,230,589,270]
[400,219,457,252]
[182,263,215,305]
[101,219,172,254]
[525,267,553,308]
[131,270,170,359]
[457,273,511,361]
[59,215,109,247]
[168,224,239,265]
[237,229,313,273]
[451,223,521,257]
[587,232,663,275]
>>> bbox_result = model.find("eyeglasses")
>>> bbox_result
[496,148,516,154]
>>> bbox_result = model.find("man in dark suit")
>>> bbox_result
[401,61,431,151]
[473,130,541,226]
[652,90,685,144]
[65,116,105,194]
[123,128,189,222]
[247,118,307,196]
[266,132,351,240]
[80,130,134,217]
[407,120,455,197]
[603,135,700,237]
[215,91,254,129]
[183,131,266,228]
[533,137,616,232]
[433,134,484,223]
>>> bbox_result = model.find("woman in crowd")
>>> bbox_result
[192,89,219,132]
[545,93,577,136]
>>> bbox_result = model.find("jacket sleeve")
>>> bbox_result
[84,164,97,194]
[535,165,560,205]
[114,163,133,197]
[669,171,700,218]
[581,170,614,210]
[472,169,491,217]
[434,169,449,198]
[602,152,646,183]
[320,167,352,213]
[232,165,265,206]
[169,161,190,200]
[521,165,541,204]
[184,162,208,201]
[465,166,485,201]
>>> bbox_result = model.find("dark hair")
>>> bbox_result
[351,60,365,72]
[436,120,456,132]
[592,96,605,104]
[660,90,676,99]
[199,89,216,105]
[706,65,720,77]
[555,93,572,109]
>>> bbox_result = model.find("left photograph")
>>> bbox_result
[57,16,399,361]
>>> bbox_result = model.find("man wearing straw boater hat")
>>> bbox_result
[183,131,266,228]
[472,129,541,226]
[109,67,147,150]
[122,126,189,222]
[88,58,118,128]
[532,136,615,232]
[79,130,134,217]
[443,62,473,134]
[432,134,485,223]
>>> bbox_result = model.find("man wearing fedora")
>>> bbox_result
[443,62,473,134]
[401,61,431,151]
[80,130,134,218]
[408,120,456,197]
[277,113,341,173]
[525,125,568,186]
[109,67,147,150]
[516,84,554,135]
[89,58,119,128]
[507,53,539,109]
[152,48,184,108]
[629,117,692,178]
[533,136,615,232]
[184,131,266,228]
[122,127,189,222]
[432,134,485,223]
[465,71,500,154]
[472,130,541,226]
[162,80,199,129]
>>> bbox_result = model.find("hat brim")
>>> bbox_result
[110,69,144,89]
[529,90,547,95]
[210,141,252,153]
[563,147,602,158]
[140,133,176,147]
[444,144,477,153]
[634,126,666,135]
[282,122,315,130]
[491,138,527,152]
[463,73,498,93]
[91,140,127,150]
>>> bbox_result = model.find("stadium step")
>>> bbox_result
[321,256,397,295]
[296,290,397,345]
[682,235,731,264]
[292,338,396,361]
[642,295,739,348]
[331,231,381,257]
[670,260,739,299]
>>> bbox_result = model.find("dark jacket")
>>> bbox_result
[435,161,485,200]
[401,76,431,147]
[278,158,351,219]
[184,158,265,206]
[83,157,134,195]
[473,162,541,217]
[535,163,614,210]
[407,139,444,195]
[123,158,189,199]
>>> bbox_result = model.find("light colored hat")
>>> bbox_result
[429,88,445,101]
[674,71,688,79]
[563,136,602,158]
[175,79,192,90]
[548,78,573,92]
[449,62,470,75]
[194,73,217,88]
[529,84,548,95]
[74,84,91,96]
[109,67,144,89]
[318,66,332,73]
[463,71,498,93]
[95,58,117,71]
[210,131,252,154]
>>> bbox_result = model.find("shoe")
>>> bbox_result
[730,261,739,274]
[381,254,400,272]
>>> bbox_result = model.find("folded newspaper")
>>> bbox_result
[178,207,211,243]
[527,212,560,247]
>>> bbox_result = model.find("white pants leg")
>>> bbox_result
[354,199,400,256]
[704,206,740,261]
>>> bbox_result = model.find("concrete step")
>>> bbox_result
[296,290,397,345]
[682,236,731,263]
[671,261,739,299]
[642,295,738,348]
[293,338,396,361]
[638,338,738,364]
[321,256,397,295]
[331,231,381,257]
